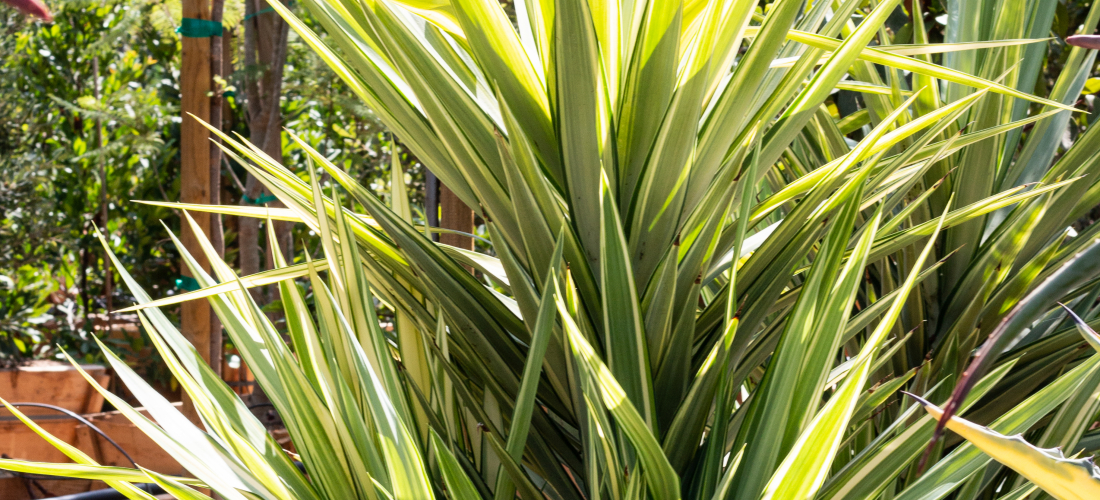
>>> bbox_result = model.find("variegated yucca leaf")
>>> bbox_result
[909,393,1100,500]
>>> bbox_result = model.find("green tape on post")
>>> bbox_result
[176,18,223,38]
[175,276,201,292]
[244,0,295,20]
[243,6,274,20]
[241,193,278,205]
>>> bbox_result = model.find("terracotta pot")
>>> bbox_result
[0,360,109,416]
[0,361,112,497]
[0,404,184,498]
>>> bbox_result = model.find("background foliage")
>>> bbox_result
[0,0,415,371]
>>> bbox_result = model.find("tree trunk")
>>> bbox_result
[237,0,291,415]
[208,0,226,377]
[239,0,290,299]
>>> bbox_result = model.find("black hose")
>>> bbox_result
[41,482,163,500]
[248,402,281,426]
[5,403,138,468]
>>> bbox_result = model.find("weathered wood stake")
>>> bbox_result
[179,0,213,424]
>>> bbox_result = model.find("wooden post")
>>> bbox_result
[438,185,474,251]
[425,170,440,242]
[180,0,213,424]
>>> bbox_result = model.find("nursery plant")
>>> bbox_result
[8,0,1100,499]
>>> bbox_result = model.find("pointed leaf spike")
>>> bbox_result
[1058,302,1100,352]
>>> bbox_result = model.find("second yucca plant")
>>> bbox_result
[7,0,1100,498]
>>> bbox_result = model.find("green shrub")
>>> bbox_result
[7,0,1100,499]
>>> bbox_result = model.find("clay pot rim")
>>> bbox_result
[0,361,106,373]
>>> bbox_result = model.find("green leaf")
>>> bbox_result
[493,233,564,500]
[764,202,944,500]
[599,171,655,430]
[555,282,680,500]
[431,431,483,500]
[141,467,216,500]
[0,459,198,487]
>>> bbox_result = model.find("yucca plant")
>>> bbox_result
[8,0,1100,498]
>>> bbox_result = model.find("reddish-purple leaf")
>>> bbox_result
[1,0,51,21]
[1067,35,1100,50]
